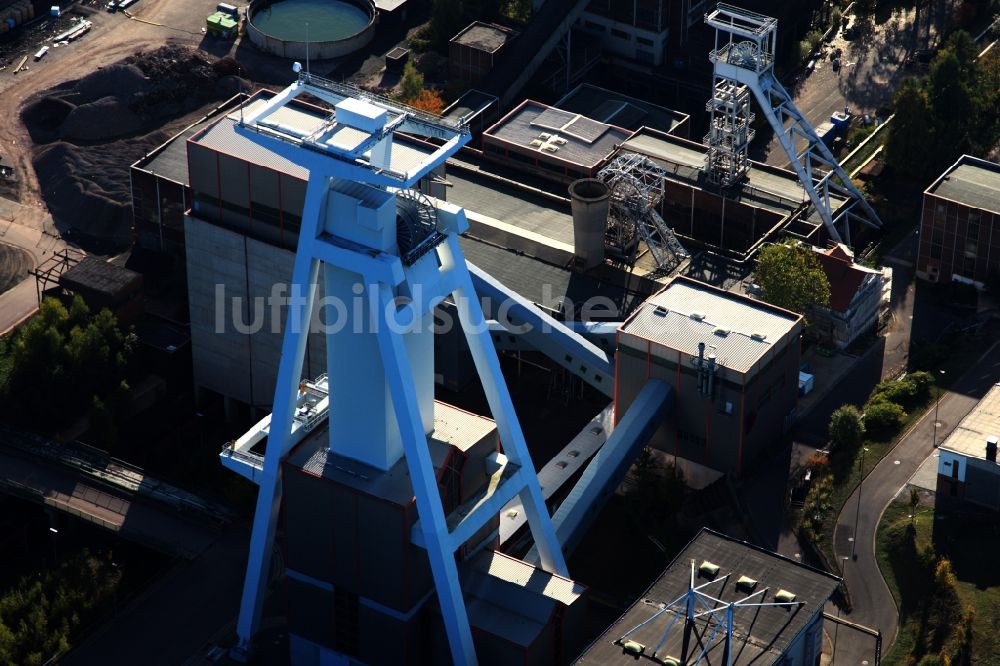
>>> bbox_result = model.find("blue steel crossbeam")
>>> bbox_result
[226,76,566,665]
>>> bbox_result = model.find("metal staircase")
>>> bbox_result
[598,152,690,273]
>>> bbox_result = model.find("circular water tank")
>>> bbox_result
[568,179,610,269]
[246,0,376,60]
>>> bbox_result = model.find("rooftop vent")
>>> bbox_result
[690,312,706,321]
[622,640,645,656]
[736,575,758,593]
[698,560,720,578]
[529,139,543,147]
[714,327,730,336]
[987,435,998,463]
[541,144,559,152]
[654,305,669,317]
[775,589,796,603]
[552,136,568,145]
[538,132,552,140]
[750,332,767,341]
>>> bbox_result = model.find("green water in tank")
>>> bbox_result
[253,0,369,41]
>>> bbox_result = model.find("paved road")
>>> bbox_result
[761,7,936,167]
[0,209,68,334]
[828,340,1000,664]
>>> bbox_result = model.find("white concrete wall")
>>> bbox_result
[185,215,327,409]
[577,12,667,65]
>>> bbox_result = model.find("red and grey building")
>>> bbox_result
[614,276,802,483]
[917,155,1000,290]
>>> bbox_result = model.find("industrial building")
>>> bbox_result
[917,154,1000,290]
[555,83,690,137]
[614,276,803,479]
[808,243,892,350]
[281,401,588,664]
[619,128,845,264]
[577,528,841,665]
[481,100,632,184]
[448,22,518,86]
[936,382,1000,510]
[577,0,708,66]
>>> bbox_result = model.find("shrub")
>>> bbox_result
[863,399,905,436]
[872,378,918,407]
[408,88,444,114]
[829,404,865,449]
[399,61,424,102]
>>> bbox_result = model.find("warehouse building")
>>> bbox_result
[576,0,708,66]
[917,155,1000,290]
[936,382,1000,510]
[578,528,840,665]
[449,22,518,86]
[614,275,802,479]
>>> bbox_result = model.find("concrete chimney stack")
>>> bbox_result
[568,178,610,269]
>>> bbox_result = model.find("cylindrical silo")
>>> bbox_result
[568,178,610,269]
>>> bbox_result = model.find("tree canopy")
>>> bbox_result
[0,296,134,429]
[829,404,865,449]
[754,241,831,317]
[886,30,1000,183]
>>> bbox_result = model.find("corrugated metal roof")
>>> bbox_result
[431,403,496,452]
[940,383,1000,460]
[468,550,585,606]
[621,277,800,374]
[927,157,1000,215]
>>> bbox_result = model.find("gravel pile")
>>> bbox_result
[22,46,251,252]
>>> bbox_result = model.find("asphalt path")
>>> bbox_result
[828,340,1000,664]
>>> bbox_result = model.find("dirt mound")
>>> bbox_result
[61,96,143,142]
[0,244,32,296]
[22,45,252,253]
[33,133,168,251]
[75,64,149,103]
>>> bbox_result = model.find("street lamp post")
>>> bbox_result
[933,370,946,448]
[852,446,869,561]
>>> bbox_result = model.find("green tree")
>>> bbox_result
[0,296,134,429]
[863,399,905,437]
[928,51,974,155]
[885,78,934,181]
[399,61,424,102]
[754,241,831,317]
[829,404,865,449]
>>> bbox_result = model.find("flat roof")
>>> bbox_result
[484,100,632,170]
[451,21,515,52]
[555,83,689,134]
[459,235,654,319]
[441,89,498,124]
[940,383,1000,461]
[577,528,840,664]
[132,94,247,185]
[926,155,1000,216]
[189,91,440,181]
[374,0,408,11]
[620,128,848,221]
[59,256,142,298]
[620,275,802,374]
[286,401,496,506]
